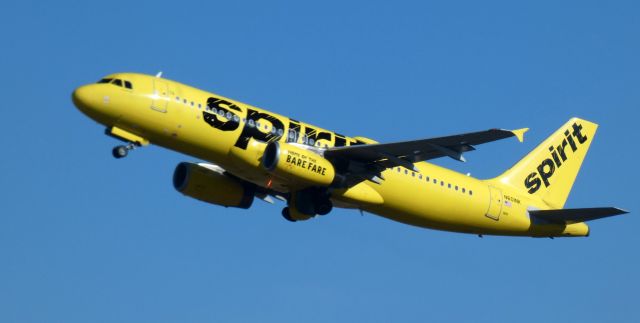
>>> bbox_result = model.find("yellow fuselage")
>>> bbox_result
[72,73,589,237]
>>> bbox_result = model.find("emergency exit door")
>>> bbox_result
[151,79,169,113]
[486,186,503,220]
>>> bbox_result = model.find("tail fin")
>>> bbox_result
[494,118,598,208]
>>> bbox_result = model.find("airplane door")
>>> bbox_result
[486,186,503,220]
[151,79,169,113]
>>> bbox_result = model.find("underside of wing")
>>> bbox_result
[322,127,527,184]
[325,128,527,166]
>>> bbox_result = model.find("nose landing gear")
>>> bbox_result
[112,143,138,159]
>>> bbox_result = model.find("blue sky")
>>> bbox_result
[1,1,638,322]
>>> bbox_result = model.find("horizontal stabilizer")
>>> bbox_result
[529,207,628,224]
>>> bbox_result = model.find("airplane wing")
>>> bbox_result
[529,207,628,224]
[323,127,528,179]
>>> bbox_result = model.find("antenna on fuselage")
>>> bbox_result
[155,71,163,78]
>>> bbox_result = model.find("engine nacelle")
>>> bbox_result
[261,142,336,187]
[173,162,254,209]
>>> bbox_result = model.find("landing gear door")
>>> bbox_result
[151,79,169,113]
[486,186,503,220]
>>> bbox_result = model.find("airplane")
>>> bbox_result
[71,72,628,238]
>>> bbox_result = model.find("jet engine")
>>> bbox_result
[173,162,255,209]
[261,142,336,187]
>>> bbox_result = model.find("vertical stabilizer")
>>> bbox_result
[494,118,598,209]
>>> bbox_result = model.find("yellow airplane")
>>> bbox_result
[72,72,627,237]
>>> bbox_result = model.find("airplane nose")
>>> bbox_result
[71,83,117,124]
[72,85,91,110]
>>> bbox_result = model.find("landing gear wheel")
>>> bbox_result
[315,200,333,216]
[281,207,296,222]
[112,143,137,159]
[112,145,128,159]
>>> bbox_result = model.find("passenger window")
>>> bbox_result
[112,79,123,87]
[176,96,180,101]
[97,78,112,84]
[191,101,194,106]
[441,181,444,186]
[418,174,422,180]
[183,99,187,104]
[469,190,473,196]
[411,172,415,177]
[198,103,202,109]
[426,176,430,181]
[462,188,466,193]
[448,183,451,188]
[455,186,459,191]
[433,179,437,184]
[404,169,408,175]
[124,81,133,89]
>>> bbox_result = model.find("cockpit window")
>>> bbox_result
[97,78,132,89]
